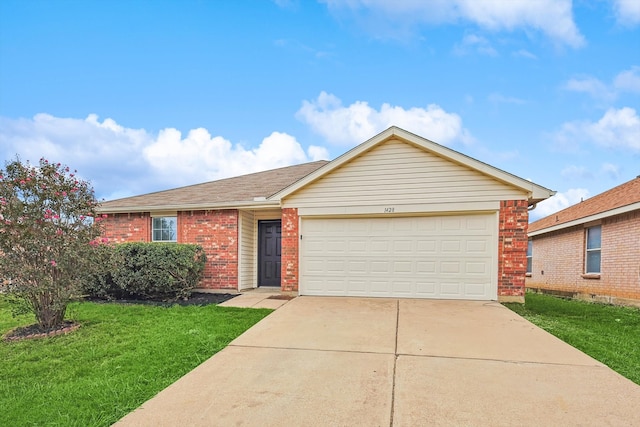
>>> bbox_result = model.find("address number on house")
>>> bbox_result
[383,207,395,213]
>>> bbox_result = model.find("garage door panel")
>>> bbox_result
[466,240,489,253]
[370,280,391,294]
[465,283,488,297]
[440,261,461,274]
[392,281,413,294]
[347,260,367,274]
[417,261,436,274]
[347,240,367,254]
[416,281,437,296]
[466,261,489,274]
[326,240,347,254]
[416,239,437,254]
[440,282,463,296]
[466,216,491,230]
[370,240,391,254]
[371,260,390,273]
[301,215,496,300]
[326,259,346,273]
[393,261,413,273]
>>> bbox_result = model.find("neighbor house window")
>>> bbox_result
[585,225,601,274]
[152,217,177,242]
[526,239,533,274]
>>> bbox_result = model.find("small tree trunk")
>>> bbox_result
[32,291,67,329]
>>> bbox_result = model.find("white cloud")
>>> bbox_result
[554,107,640,152]
[144,129,327,186]
[614,66,640,93]
[0,114,328,200]
[587,107,640,151]
[453,34,498,56]
[296,91,473,146]
[531,188,590,220]
[611,0,640,26]
[601,162,621,179]
[564,76,615,102]
[322,0,585,47]
[564,66,640,101]
[512,49,537,59]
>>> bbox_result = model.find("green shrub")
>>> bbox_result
[83,242,121,300]
[84,242,206,301]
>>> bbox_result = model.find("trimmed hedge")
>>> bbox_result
[84,242,207,301]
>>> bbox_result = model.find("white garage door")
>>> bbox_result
[300,214,497,300]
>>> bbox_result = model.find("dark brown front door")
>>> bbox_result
[258,220,281,287]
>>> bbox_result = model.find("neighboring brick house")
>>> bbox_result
[526,177,640,306]
[98,126,554,302]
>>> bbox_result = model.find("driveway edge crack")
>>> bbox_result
[390,299,400,426]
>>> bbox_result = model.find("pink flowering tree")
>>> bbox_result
[0,158,105,329]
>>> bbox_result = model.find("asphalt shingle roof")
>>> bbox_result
[98,160,329,212]
[529,176,640,233]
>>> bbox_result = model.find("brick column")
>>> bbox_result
[498,200,529,303]
[281,208,299,292]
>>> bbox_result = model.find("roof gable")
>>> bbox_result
[280,137,526,210]
[98,161,329,213]
[272,126,554,204]
[529,176,640,235]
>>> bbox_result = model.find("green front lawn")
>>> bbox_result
[504,292,640,385]
[0,297,272,427]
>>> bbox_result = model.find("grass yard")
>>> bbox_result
[0,297,272,427]
[504,292,640,385]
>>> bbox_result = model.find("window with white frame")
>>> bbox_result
[585,225,601,274]
[526,239,533,274]
[152,217,177,242]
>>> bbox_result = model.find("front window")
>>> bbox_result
[526,239,533,274]
[152,217,177,242]
[585,225,601,274]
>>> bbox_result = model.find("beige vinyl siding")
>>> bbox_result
[283,139,525,209]
[238,210,255,290]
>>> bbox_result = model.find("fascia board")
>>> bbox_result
[528,202,640,237]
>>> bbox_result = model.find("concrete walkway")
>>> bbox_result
[115,297,640,426]
[217,288,294,310]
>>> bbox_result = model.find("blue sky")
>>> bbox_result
[1,0,638,221]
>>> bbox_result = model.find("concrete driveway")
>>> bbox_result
[115,297,640,426]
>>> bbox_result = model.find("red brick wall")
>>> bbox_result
[102,213,150,243]
[281,207,299,292]
[498,200,529,302]
[101,210,239,290]
[179,210,238,290]
[526,210,640,304]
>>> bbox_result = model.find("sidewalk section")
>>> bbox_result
[218,288,295,309]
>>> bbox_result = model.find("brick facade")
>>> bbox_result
[102,201,535,298]
[179,210,238,290]
[497,200,529,302]
[526,210,640,305]
[102,210,239,290]
[280,207,299,292]
[102,212,150,243]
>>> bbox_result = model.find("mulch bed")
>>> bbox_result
[3,320,81,342]
[2,292,238,342]
[86,292,239,307]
